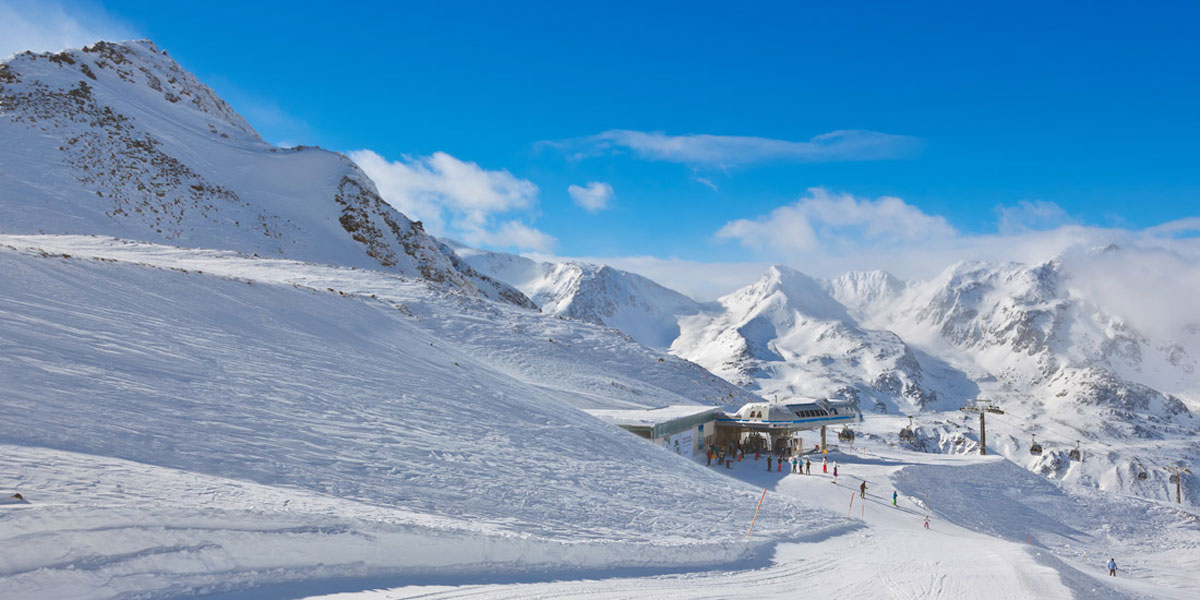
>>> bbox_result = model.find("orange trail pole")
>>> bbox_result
[746,489,767,540]
[861,501,865,519]
[848,492,855,517]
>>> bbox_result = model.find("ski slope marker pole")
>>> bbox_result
[848,492,855,517]
[746,489,767,540]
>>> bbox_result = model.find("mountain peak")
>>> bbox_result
[0,40,533,308]
[3,39,260,141]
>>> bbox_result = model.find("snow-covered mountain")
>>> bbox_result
[670,265,964,413]
[2,42,796,597]
[889,256,1200,404]
[449,241,706,348]
[834,255,1198,498]
[0,41,531,307]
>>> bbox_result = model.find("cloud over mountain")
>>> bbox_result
[546,129,921,169]
[350,149,553,252]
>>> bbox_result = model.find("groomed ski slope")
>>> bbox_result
[312,428,1199,600]
[0,235,826,600]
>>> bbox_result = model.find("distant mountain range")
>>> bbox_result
[461,239,1198,497]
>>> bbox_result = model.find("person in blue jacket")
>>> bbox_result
[1107,558,1117,577]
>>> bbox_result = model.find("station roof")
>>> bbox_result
[585,405,721,439]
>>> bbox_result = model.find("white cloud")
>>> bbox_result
[1144,216,1200,237]
[546,129,921,169]
[349,149,554,252]
[0,0,133,58]
[996,200,1075,234]
[567,181,613,213]
[1059,243,1200,341]
[473,221,557,252]
[715,188,956,254]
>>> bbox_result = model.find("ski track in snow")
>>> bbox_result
[303,438,1198,600]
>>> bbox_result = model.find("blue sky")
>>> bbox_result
[4,0,1200,293]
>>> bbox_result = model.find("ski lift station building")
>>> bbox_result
[585,405,722,459]
[586,398,860,458]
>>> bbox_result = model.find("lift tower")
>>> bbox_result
[960,400,1004,456]
[1167,466,1192,504]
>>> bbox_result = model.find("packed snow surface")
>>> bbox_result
[299,421,1200,599]
[0,235,803,599]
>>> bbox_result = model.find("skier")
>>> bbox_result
[777,455,783,472]
[791,455,799,473]
[859,480,867,499]
[923,516,930,529]
[805,459,811,475]
[1107,558,1117,577]
[892,490,898,507]
[767,455,773,471]
[706,448,713,466]
[832,463,838,483]
[822,457,828,473]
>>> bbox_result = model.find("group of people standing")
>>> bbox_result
[768,451,815,474]
[705,440,747,468]
[704,440,836,477]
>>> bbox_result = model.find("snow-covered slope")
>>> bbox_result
[0,41,530,307]
[301,427,1200,600]
[671,265,965,413]
[449,241,706,348]
[822,269,906,322]
[0,235,794,598]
